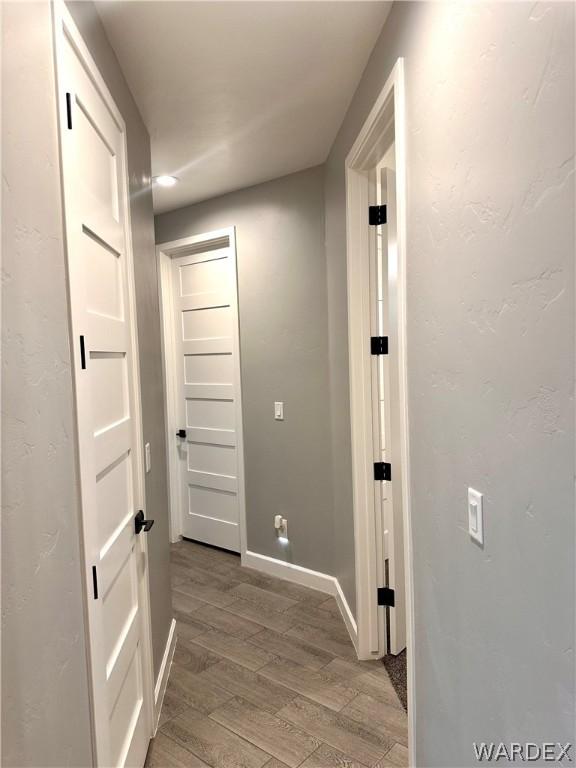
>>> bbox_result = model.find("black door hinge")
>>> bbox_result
[374,462,391,481]
[368,205,387,226]
[377,587,395,607]
[80,335,86,369]
[92,566,99,600]
[66,92,73,129]
[370,336,388,355]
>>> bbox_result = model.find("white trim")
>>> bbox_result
[243,551,358,652]
[52,3,156,762]
[345,58,415,763]
[117,50,157,768]
[154,619,177,735]
[157,228,247,555]
[394,70,416,765]
[335,580,359,654]
[157,249,181,544]
[242,550,336,595]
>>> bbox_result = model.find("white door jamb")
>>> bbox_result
[158,247,181,544]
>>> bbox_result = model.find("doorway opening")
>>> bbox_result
[345,58,414,754]
[157,228,247,555]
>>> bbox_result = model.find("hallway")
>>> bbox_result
[149,541,408,768]
[3,3,574,766]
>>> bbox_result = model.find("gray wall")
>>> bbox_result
[325,1,575,764]
[66,2,172,679]
[1,3,93,765]
[155,167,335,575]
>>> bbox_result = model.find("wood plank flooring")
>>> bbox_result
[149,540,407,768]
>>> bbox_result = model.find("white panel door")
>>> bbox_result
[54,5,153,766]
[372,166,406,655]
[172,236,242,552]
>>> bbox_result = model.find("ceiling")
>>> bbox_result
[96,1,391,213]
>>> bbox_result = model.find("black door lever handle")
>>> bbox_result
[176,429,186,438]
[135,510,154,534]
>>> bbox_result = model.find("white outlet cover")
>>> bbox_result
[274,514,288,540]
[468,487,483,545]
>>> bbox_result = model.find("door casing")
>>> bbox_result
[157,228,247,554]
[345,58,415,760]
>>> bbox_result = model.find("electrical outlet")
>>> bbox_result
[274,515,288,540]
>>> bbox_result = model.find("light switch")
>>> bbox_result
[274,402,284,421]
[145,442,151,473]
[468,488,483,545]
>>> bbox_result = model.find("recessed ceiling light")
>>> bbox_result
[153,175,179,188]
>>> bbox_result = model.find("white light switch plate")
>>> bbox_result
[145,442,151,473]
[274,402,284,420]
[468,487,483,545]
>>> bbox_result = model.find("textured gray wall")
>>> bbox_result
[324,2,575,764]
[155,167,335,575]
[66,1,173,679]
[1,3,93,765]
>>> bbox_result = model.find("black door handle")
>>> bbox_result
[176,429,186,439]
[135,510,154,534]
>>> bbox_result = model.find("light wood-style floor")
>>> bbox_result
[147,539,408,768]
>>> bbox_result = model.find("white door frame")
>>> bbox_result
[157,228,247,555]
[52,2,155,761]
[345,58,415,758]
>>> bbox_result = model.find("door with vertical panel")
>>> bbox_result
[54,5,153,766]
[171,233,242,552]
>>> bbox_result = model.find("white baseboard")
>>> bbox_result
[335,579,358,652]
[242,550,358,653]
[242,550,337,595]
[154,618,177,734]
